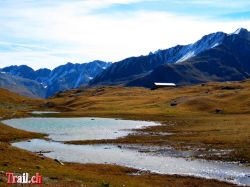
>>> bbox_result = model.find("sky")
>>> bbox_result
[0,0,250,70]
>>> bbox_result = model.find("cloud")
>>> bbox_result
[0,0,250,69]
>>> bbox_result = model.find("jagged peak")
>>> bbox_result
[231,27,250,41]
[233,28,249,35]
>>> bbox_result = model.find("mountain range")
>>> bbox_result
[0,28,249,98]
[0,61,111,98]
[91,28,250,87]
[0,72,47,98]
[128,29,250,87]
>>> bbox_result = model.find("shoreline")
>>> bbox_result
[1,80,250,186]
[0,127,238,186]
[3,114,249,186]
[22,111,250,164]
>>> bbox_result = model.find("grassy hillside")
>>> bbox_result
[49,80,250,115]
[0,88,45,119]
[47,80,250,163]
[0,73,47,98]
[0,88,236,186]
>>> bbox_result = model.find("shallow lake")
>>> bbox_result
[3,117,158,141]
[2,117,250,186]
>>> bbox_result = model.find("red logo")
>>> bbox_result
[6,172,42,184]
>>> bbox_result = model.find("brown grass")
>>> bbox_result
[0,88,44,119]
[0,89,236,187]
[0,144,236,187]
[1,80,250,186]
[47,80,250,163]
[0,124,236,187]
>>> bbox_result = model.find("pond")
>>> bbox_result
[3,117,158,141]
[2,117,250,186]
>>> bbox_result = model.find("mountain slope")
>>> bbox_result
[1,60,111,97]
[234,28,250,41]
[1,28,249,96]
[90,31,227,86]
[45,61,110,97]
[128,34,250,87]
[0,72,47,98]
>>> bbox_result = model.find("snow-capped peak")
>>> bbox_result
[175,32,226,63]
[233,28,248,35]
[234,28,242,34]
[231,28,250,41]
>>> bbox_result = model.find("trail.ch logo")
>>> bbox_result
[6,172,42,184]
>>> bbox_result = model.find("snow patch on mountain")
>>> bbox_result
[233,28,245,35]
[174,32,227,63]
[211,43,219,48]
[1,61,111,97]
[176,51,195,63]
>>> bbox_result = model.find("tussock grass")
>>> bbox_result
[0,80,249,186]
[49,80,250,163]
